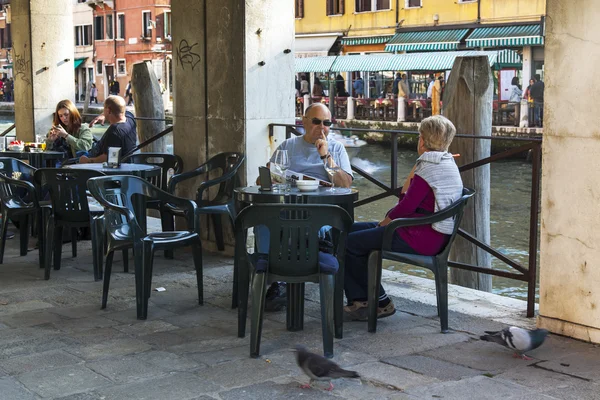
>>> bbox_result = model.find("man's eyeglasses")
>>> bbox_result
[311,118,333,127]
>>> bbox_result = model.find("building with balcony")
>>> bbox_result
[0,0,12,80]
[87,0,171,102]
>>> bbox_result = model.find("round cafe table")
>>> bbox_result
[63,162,161,179]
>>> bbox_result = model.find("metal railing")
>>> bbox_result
[269,123,542,317]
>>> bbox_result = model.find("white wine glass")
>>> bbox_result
[323,157,340,192]
[273,150,290,191]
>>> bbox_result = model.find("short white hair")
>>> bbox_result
[419,115,456,151]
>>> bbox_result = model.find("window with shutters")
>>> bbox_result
[106,14,114,40]
[405,0,422,8]
[356,0,391,12]
[117,13,125,40]
[295,0,304,18]
[327,0,344,16]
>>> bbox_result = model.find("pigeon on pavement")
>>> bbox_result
[480,327,549,360]
[294,345,360,390]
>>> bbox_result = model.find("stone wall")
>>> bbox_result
[538,0,600,343]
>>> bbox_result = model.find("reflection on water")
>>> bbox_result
[351,144,536,301]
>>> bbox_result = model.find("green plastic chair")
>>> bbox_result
[367,187,475,333]
[235,204,352,359]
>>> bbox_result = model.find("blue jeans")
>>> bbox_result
[344,222,418,303]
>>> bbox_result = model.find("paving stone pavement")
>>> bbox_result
[0,233,598,399]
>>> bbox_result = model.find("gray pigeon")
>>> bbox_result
[294,345,360,390]
[480,327,549,360]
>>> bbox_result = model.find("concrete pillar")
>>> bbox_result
[397,97,406,122]
[12,0,75,141]
[537,0,600,344]
[347,97,355,120]
[303,94,310,113]
[172,0,295,248]
[520,46,532,127]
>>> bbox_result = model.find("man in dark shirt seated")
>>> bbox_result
[79,95,137,164]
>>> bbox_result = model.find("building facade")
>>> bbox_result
[0,0,12,80]
[295,0,546,102]
[74,0,94,102]
[87,0,171,102]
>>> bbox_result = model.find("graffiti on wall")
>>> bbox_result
[13,45,31,86]
[176,40,201,71]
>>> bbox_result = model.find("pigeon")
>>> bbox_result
[294,345,360,391]
[480,327,549,360]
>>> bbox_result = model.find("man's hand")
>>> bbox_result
[378,217,392,227]
[79,155,91,164]
[314,131,328,157]
[89,114,105,128]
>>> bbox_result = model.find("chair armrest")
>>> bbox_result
[196,168,238,204]
[382,202,463,250]
[12,179,39,208]
[167,164,208,193]
[153,188,198,231]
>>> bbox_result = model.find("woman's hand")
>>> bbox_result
[378,216,392,227]
[53,125,68,138]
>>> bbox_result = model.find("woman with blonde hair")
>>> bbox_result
[344,115,463,321]
[46,99,93,158]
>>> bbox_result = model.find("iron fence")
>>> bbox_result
[269,122,542,317]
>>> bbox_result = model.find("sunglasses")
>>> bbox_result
[311,118,333,127]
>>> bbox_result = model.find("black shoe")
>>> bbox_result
[264,282,287,312]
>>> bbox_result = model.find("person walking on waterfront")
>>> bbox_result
[300,74,309,96]
[426,74,434,100]
[400,74,411,99]
[530,74,544,127]
[90,83,98,104]
[353,75,364,98]
[336,74,348,97]
[109,78,120,96]
[392,73,402,98]
[4,78,13,102]
[125,81,134,106]
[343,115,463,321]
[432,76,443,115]
[312,77,324,97]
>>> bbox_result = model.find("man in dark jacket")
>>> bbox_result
[529,74,544,127]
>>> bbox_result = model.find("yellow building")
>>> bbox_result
[295,0,546,100]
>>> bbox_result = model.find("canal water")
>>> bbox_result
[0,117,535,301]
[352,143,536,301]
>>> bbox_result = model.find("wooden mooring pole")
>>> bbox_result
[131,62,167,153]
[445,56,493,292]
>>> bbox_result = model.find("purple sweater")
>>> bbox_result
[387,174,449,256]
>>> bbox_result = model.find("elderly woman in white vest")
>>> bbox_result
[344,115,463,321]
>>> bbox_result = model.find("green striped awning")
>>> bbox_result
[466,24,544,48]
[73,58,86,69]
[496,49,522,68]
[341,35,393,46]
[294,56,337,73]
[325,51,498,73]
[384,29,469,52]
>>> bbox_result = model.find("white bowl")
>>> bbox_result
[7,145,24,152]
[296,180,319,192]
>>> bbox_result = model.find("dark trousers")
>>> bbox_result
[533,101,543,127]
[344,222,418,303]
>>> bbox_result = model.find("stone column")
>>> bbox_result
[11,0,75,141]
[520,46,532,127]
[172,0,295,249]
[347,97,355,120]
[538,0,600,344]
[397,97,406,122]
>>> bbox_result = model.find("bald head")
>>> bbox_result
[302,103,332,144]
[304,102,330,119]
